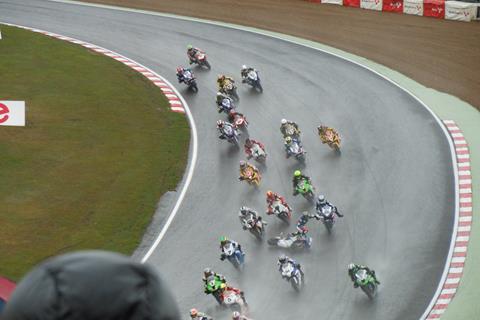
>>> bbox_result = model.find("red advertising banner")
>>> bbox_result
[423,0,445,18]
[383,0,403,12]
[344,0,360,7]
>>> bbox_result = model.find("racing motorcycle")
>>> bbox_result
[182,70,198,92]
[266,200,291,224]
[354,269,378,299]
[230,113,249,131]
[241,167,261,186]
[192,51,211,69]
[281,263,304,291]
[221,80,240,101]
[286,139,306,161]
[318,126,341,152]
[249,143,267,162]
[282,124,301,140]
[220,125,240,145]
[244,70,263,93]
[267,232,312,249]
[294,178,315,201]
[317,205,337,233]
[220,287,248,313]
[222,242,245,270]
[205,275,226,305]
[218,97,236,114]
[240,216,266,240]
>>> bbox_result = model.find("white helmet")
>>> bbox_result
[232,311,241,320]
[241,65,247,70]
[348,263,355,271]
[281,119,287,125]
[318,194,326,204]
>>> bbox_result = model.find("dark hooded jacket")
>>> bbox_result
[2,250,180,320]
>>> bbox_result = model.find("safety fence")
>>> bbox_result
[307,0,479,22]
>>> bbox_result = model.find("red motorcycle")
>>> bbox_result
[229,112,248,131]
[193,51,211,69]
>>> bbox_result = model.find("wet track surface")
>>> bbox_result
[0,1,455,319]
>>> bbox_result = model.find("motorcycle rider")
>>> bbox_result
[296,211,316,232]
[190,308,213,320]
[239,161,259,182]
[176,66,194,84]
[348,263,380,288]
[216,92,234,113]
[202,267,226,285]
[317,124,340,142]
[292,170,311,195]
[238,206,265,230]
[217,120,236,140]
[240,65,257,83]
[228,110,246,126]
[187,44,203,64]
[244,138,266,159]
[315,194,344,219]
[280,118,300,138]
[266,190,291,214]
[232,311,253,320]
[219,236,244,261]
[277,254,304,279]
[217,74,235,91]
[204,274,226,304]
[284,136,302,158]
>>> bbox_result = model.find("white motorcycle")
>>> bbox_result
[250,143,266,162]
[245,70,263,93]
[281,263,304,291]
[267,200,291,224]
[219,124,239,145]
[268,233,312,249]
[220,287,248,313]
[286,140,306,161]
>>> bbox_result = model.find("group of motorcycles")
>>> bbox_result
[178,47,377,320]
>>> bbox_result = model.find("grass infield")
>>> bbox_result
[0,25,189,280]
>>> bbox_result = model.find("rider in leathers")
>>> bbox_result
[265,190,291,214]
[216,92,234,113]
[238,206,265,230]
[238,161,259,182]
[240,65,257,83]
[315,194,344,219]
[217,74,235,91]
[228,110,246,126]
[296,211,316,232]
[284,136,302,158]
[187,45,203,64]
[176,67,194,84]
[292,170,311,195]
[217,120,236,140]
[278,254,304,279]
[219,237,244,261]
[348,263,380,287]
[280,118,300,138]
[244,138,266,159]
[190,308,213,320]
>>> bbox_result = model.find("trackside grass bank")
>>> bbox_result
[0,25,189,280]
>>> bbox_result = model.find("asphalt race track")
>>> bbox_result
[0,1,455,319]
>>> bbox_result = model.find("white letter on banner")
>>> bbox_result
[361,0,383,11]
[0,101,26,127]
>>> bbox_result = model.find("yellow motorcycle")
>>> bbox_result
[240,166,261,186]
[318,125,341,152]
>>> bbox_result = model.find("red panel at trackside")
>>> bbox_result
[423,0,445,18]
[383,0,403,12]
[0,277,16,302]
[344,0,360,7]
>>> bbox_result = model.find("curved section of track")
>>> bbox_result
[0,1,455,319]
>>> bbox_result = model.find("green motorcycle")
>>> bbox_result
[354,269,378,299]
[295,178,314,201]
[205,275,226,304]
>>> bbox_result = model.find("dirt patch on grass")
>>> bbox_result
[82,0,480,110]
[0,25,189,280]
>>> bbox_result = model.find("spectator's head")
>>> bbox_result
[3,250,180,320]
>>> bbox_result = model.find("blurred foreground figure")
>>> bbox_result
[3,250,180,320]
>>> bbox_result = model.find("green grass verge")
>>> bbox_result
[0,25,189,280]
